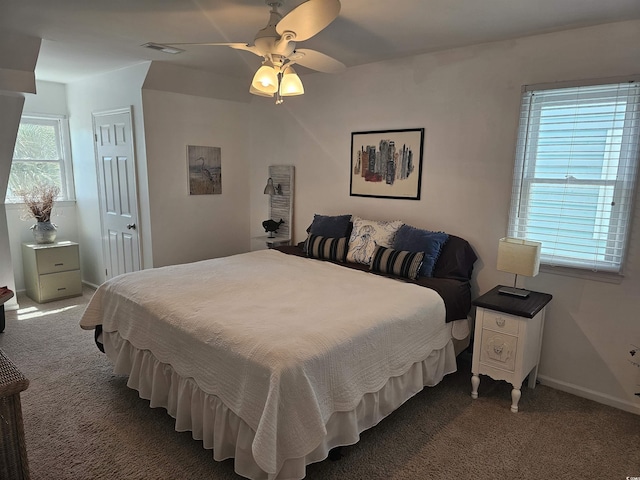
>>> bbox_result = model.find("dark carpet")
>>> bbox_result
[1,289,638,479]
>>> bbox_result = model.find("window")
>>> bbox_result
[5,114,75,202]
[507,80,640,273]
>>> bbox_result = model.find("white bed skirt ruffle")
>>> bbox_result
[104,332,457,480]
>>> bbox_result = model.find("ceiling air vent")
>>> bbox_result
[141,43,184,54]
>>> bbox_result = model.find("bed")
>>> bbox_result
[80,217,477,480]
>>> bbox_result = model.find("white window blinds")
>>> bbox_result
[6,114,75,202]
[507,81,640,273]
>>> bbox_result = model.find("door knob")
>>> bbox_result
[126,223,137,230]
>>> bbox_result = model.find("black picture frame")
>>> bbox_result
[350,128,424,200]
[187,145,222,195]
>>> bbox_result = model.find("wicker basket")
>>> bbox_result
[0,349,30,480]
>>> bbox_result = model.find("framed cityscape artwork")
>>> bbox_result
[350,128,424,200]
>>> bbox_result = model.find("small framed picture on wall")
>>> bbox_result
[187,145,222,195]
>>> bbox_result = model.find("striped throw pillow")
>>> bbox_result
[369,245,424,280]
[305,234,348,262]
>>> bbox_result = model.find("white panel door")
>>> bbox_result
[93,108,141,280]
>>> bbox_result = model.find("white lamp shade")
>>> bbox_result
[264,178,276,195]
[251,64,278,94]
[497,237,541,277]
[279,67,304,96]
[249,84,274,97]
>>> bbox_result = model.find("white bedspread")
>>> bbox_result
[80,249,449,475]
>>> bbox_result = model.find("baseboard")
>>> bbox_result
[82,281,99,290]
[538,374,640,415]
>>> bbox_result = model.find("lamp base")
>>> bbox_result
[267,232,276,238]
[498,286,531,298]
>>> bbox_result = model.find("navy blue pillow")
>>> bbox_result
[308,214,352,238]
[432,235,478,281]
[393,225,449,277]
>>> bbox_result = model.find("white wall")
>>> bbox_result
[65,61,250,280]
[141,88,251,265]
[0,31,40,309]
[24,80,68,115]
[0,95,24,309]
[6,80,80,292]
[0,30,39,95]
[66,63,151,287]
[247,20,640,413]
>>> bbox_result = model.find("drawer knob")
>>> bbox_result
[493,344,504,355]
[496,318,506,327]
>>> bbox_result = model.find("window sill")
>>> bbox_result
[3,200,76,210]
[540,264,624,285]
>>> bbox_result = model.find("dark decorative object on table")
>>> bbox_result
[262,219,284,238]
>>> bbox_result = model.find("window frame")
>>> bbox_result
[6,113,75,203]
[507,77,640,278]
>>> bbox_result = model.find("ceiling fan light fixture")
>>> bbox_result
[174,0,343,104]
[279,66,304,96]
[249,84,274,97]
[251,62,279,94]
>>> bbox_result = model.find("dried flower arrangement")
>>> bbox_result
[16,184,60,223]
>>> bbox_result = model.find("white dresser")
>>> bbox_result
[22,241,82,303]
[470,285,552,412]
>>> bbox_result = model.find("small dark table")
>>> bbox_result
[470,286,552,412]
[0,287,15,333]
[472,285,552,318]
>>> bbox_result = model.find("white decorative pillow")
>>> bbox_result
[346,216,403,265]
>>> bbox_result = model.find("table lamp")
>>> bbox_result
[497,237,541,298]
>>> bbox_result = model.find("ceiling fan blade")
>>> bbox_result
[167,43,261,56]
[276,0,341,42]
[291,49,346,73]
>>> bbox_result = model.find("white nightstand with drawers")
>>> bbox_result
[22,241,82,303]
[470,285,552,412]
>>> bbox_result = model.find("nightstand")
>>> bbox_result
[22,241,82,303]
[470,285,552,412]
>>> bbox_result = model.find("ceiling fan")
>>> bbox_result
[166,0,346,104]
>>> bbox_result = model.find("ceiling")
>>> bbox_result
[3,0,640,84]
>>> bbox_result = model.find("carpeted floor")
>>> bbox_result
[1,288,639,480]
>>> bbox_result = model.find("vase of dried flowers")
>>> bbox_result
[17,184,60,244]
[31,221,57,244]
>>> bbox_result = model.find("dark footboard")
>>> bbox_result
[94,325,105,353]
